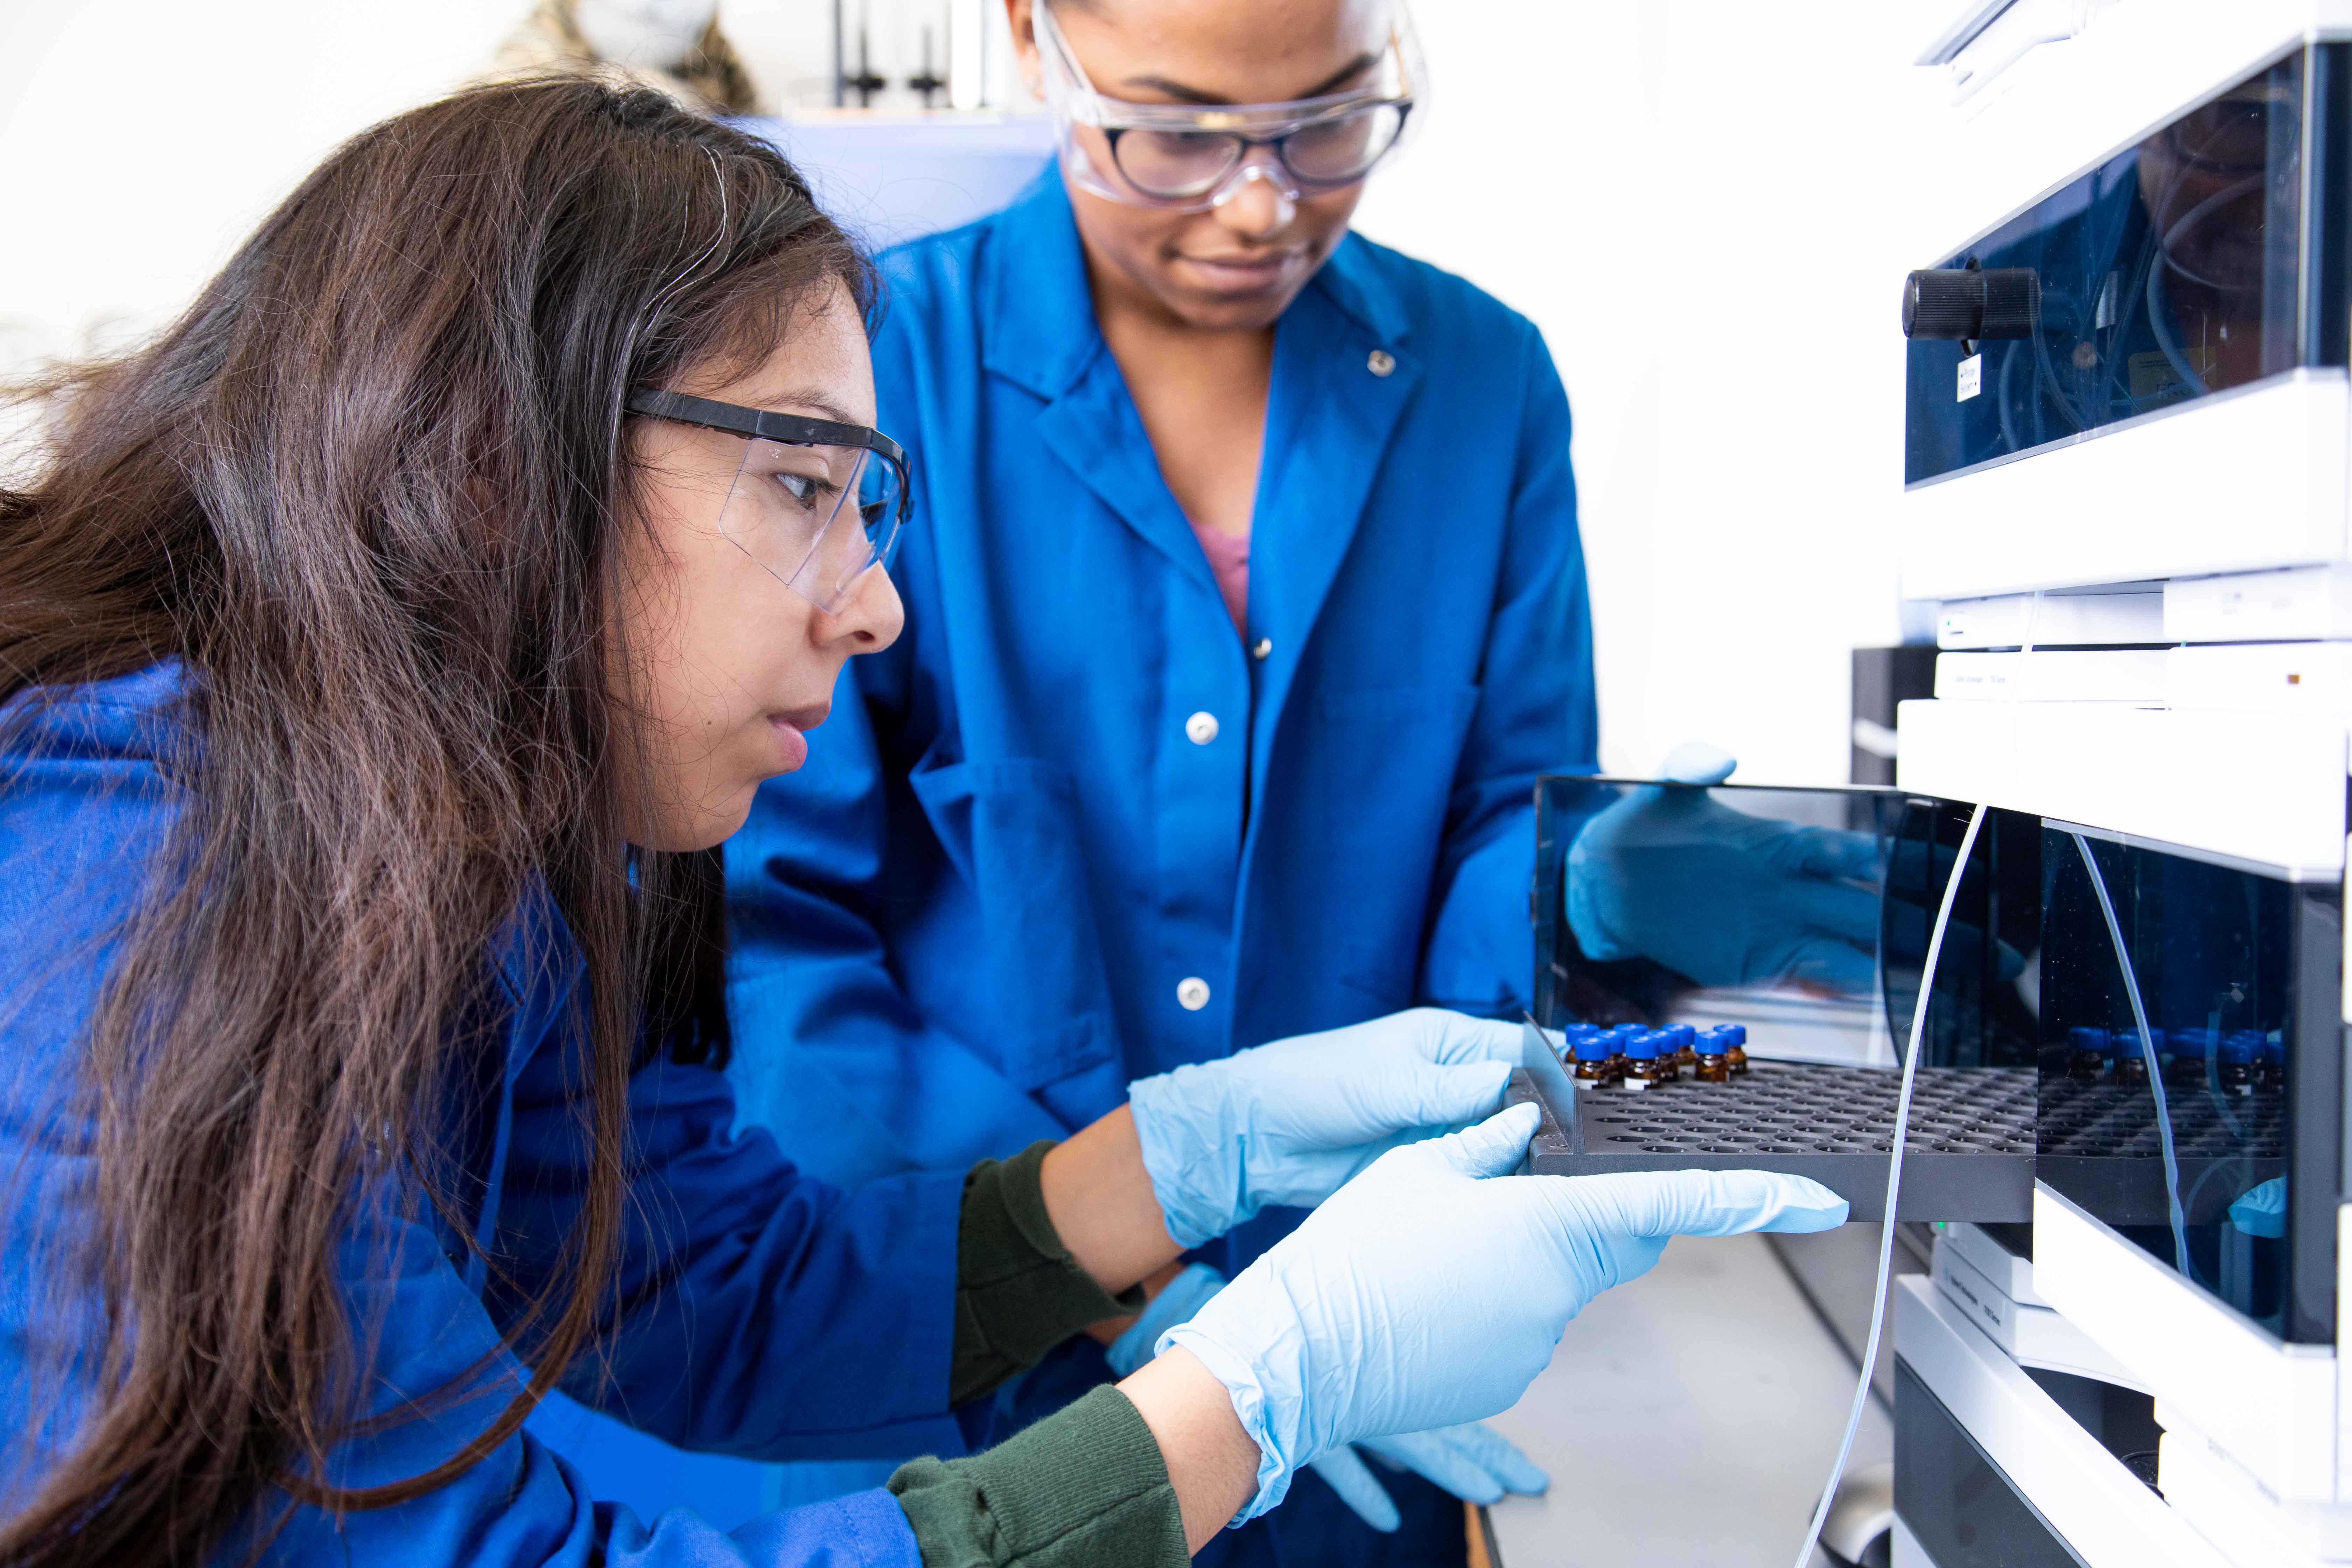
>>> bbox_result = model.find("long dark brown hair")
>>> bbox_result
[0,77,869,1567]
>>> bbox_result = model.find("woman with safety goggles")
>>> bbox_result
[0,76,1858,1568]
[727,1,1598,1561]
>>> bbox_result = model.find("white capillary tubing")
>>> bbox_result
[1791,801,1989,1568]
[2071,832,2191,1272]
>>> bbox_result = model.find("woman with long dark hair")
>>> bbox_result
[0,77,1841,1568]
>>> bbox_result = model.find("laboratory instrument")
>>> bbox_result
[1886,4,2352,1562]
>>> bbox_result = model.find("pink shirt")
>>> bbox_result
[1188,517,1250,636]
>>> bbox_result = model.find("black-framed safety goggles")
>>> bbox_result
[626,388,911,611]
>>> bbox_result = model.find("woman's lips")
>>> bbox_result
[1178,250,1301,293]
[767,702,828,771]
[775,701,831,732]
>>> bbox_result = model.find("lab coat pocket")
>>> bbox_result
[908,757,1119,1091]
[1313,684,1483,1010]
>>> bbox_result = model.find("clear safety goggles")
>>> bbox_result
[1034,0,1421,213]
[626,389,909,612]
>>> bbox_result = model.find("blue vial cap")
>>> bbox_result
[2067,1026,2108,1052]
[1608,1022,1645,1041]
[2168,1028,2213,1059]
[1561,1023,1603,1044]
[1664,1024,1697,1049]
[2115,1028,2164,1053]
[1623,1034,1661,1060]
[2219,1034,2258,1065]
[2259,1035,2286,1065]
[1571,1035,1611,1062]
[1722,1025,1748,1047]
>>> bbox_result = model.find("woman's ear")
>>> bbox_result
[1005,0,1045,100]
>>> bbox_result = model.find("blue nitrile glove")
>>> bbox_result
[1163,1102,1849,1522]
[2229,1177,2286,1239]
[1565,742,1883,995]
[1105,1263,1546,1532]
[1127,1008,1519,1248]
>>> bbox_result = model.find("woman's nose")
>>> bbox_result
[1211,158,1298,239]
[814,561,905,652]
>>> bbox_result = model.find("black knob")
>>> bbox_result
[1903,267,2040,339]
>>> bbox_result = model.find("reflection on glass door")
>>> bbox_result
[2037,828,2340,1342]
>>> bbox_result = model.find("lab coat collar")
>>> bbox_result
[990,170,1219,602]
[979,169,1101,401]
[1306,228,1413,350]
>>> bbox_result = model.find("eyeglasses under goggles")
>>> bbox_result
[1034,0,1422,212]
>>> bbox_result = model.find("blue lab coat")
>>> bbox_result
[0,665,962,1566]
[729,168,1596,1210]
[722,172,1596,1558]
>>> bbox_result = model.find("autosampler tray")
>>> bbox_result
[2035,1078,2286,1228]
[1509,1062,2038,1223]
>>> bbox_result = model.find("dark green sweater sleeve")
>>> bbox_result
[894,1144,1188,1568]
[949,1140,1143,1405]
[888,1386,1188,1568]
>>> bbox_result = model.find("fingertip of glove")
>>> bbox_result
[1440,1059,1517,1124]
[1764,1198,1853,1234]
[1308,1449,1402,1532]
[1449,1056,1516,1103]
[1467,1015,1530,1064]
[1597,1168,1849,1238]
[1483,1100,1541,1139]
[1455,1425,1550,1495]
[1729,1171,1851,1234]
[1660,740,1737,785]
[1433,1102,1539,1176]
[1500,1459,1550,1496]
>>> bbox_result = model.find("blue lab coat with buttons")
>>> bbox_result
[0,665,960,1566]
[727,169,1596,1258]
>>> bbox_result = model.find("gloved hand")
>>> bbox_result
[1163,1101,1849,1521]
[1106,1263,1546,1532]
[1564,742,1883,995]
[2228,1177,2286,1239]
[1127,1008,1518,1248]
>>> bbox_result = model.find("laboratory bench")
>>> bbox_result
[1479,1229,1894,1567]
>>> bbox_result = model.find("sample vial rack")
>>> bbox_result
[1508,1062,2038,1223]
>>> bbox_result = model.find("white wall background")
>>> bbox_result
[0,0,532,366]
[1354,1,1951,784]
[1,0,1956,786]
